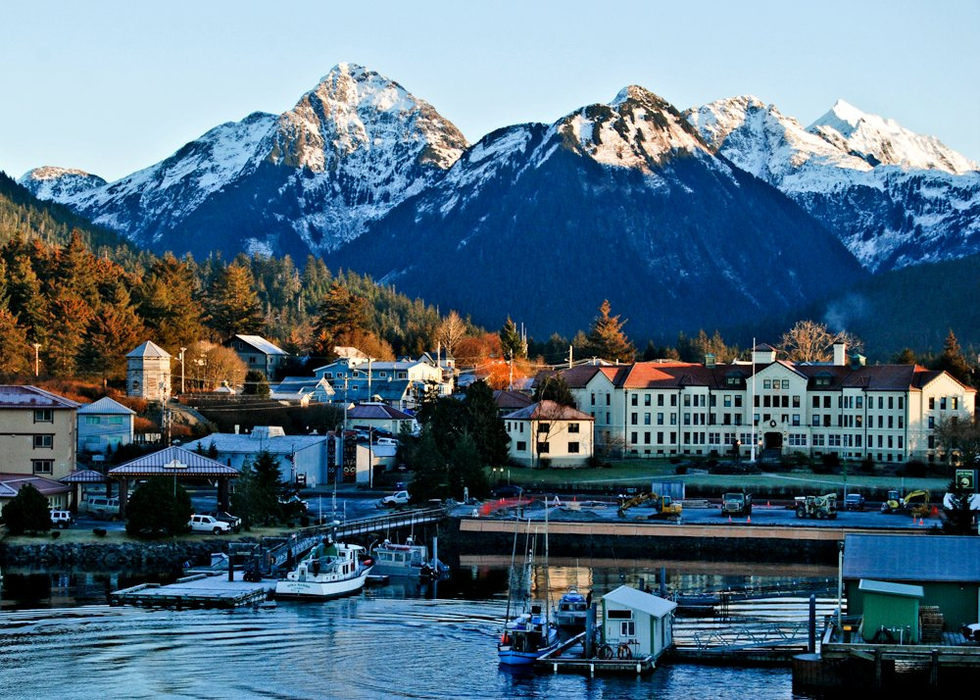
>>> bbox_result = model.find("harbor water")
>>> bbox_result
[0,560,835,699]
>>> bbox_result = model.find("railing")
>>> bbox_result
[263,506,448,569]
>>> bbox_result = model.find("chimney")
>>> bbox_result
[833,342,847,367]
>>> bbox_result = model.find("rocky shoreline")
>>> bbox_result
[0,538,246,569]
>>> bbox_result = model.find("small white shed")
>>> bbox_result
[602,585,677,661]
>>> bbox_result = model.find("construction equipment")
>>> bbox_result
[880,489,930,516]
[795,493,838,519]
[720,492,752,516]
[617,492,682,520]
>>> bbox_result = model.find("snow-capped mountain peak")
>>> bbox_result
[559,85,708,171]
[809,99,977,174]
[18,166,106,200]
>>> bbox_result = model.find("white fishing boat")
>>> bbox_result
[275,538,372,599]
[370,536,449,580]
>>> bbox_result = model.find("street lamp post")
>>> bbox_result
[178,347,187,395]
[33,343,40,378]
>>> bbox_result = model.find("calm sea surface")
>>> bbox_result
[0,561,833,699]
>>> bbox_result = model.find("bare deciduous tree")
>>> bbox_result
[778,320,863,363]
[438,310,467,358]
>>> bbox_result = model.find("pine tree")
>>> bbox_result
[206,262,264,338]
[937,329,972,385]
[585,300,635,363]
[312,282,369,355]
[0,307,30,375]
[533,374,577,408]
[464,380,510,466]
[499,317,525,360]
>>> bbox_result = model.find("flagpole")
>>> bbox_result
[750,337,757,464]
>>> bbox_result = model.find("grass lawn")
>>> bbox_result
[490,460,952,500]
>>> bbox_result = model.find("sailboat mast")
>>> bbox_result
[544,496,551,627]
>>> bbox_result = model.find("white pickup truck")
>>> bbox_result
[378,491,411,508]
[188,514,231,534]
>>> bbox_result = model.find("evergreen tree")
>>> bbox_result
[79,282,144,379]
[1,484,51,534]
[409,429,450,501]
[585,300,635,363]
[206,262,264,338]
[312,282,369,355]
[125,479,193,537]
[0,307,30,375]
[136,253,207,351]
[448,432,490,500]
[464,380,511,466]
[533,374,577,408]
[499,317,525,360]
[251,450,285,524]
[937,329,972,385]
[243,369,270,397]
[893,347,917,364]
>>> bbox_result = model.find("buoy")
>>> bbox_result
[767,501,771,507]
[728,515,732,523]
[747,516,751,524]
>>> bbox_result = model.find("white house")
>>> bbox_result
[504,400,595,468]
[601,585,677,662]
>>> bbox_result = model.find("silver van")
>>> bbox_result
[82,496,120,520]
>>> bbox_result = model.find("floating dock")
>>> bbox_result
[110,572,274,609]
[536,633,658,675]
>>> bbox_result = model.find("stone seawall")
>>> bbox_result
[0,538,243,569]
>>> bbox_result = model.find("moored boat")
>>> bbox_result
[555,588,589,639]
[275,538,372,599]
[370,536,449,580]
[498,604,560,665]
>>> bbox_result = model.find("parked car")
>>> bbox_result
[80,496,120,520]
[188,514,231,535]
[278,494,309,513]
[50,509,74,529]
[208,510,241,531]
[378,490,411,508]
[844,493,866,511]
[492,485,525,499]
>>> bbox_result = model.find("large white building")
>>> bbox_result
[558,344,976,464]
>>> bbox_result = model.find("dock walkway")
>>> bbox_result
[110,571,274,609]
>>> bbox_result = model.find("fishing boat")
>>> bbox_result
[370,536,449,580]
[497,506,559,666]
[275,537,372,599]
[554,588,589,639]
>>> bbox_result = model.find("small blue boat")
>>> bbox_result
[497,604,560,666]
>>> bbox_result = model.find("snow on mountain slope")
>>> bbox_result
[686,97,980,272]
[19,166,107,201]
[21,63,467,258]
[331,86,864,339]
[810,99,977,174]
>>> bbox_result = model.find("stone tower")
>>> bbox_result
[126,341,172,401]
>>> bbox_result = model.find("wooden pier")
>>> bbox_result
[110,571,274,609]
[536,632,659,675]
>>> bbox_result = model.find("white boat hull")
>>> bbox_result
[275,567,372,599]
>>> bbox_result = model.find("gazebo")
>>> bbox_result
[59,469,111,512]
[108,446,239,516]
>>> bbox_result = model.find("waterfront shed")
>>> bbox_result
[857,579,924,643]
[601,585,676,661]
[842,533,980,627]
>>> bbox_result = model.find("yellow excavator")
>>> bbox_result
[617,492,683,521]
[880,489,931,516]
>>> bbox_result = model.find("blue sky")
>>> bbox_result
[3,0,978,182]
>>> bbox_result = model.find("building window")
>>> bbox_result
[940,397,947,410]
[763,380,771,390]
[34,409,54,423]
[516,441,527,451]
[33,434,53,449]
[952,398,958,410]
[782,380,790,389]
[644,394,651,407]
[606,394,611,406]
[536,442,549,454]
[568,423,580,433]
[591,393,596,406]
[657,394,665,407]
[631,413,638,425]
[568,442,580,453]
[32,459,53,475]
[631,394,638,407]
[538,423,550,433]
[85,416,101,425]
[644,413,651,426]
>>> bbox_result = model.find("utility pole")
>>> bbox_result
[179,347,187,395]
[33,343,41,378]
